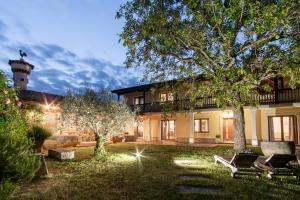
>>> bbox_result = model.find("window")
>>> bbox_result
[160,92,174,102]
[168,93,174,101]
[161,120,175,140]
[268,116,297,142]
[134,96,144,105]
[194,119,209,133]
[135,123,143,138]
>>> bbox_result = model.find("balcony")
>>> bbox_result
[129,88,300,114]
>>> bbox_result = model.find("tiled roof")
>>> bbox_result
[18,90,64,104]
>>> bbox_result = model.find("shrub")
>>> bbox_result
[27,126,51,143]
[27,126,51,153]
[0,70,40,199]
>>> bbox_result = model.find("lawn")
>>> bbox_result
[13,144,300,200]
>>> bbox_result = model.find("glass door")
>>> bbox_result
[268,116,298,144]
[161,120,175,140]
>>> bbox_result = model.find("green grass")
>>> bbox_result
[13,144,300,200]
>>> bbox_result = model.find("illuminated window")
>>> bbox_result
[168,93,174,101]
[269,116,297,142]
[134,96,144,105]
[161,120,175,140]
[160,92,173,102]
[194,119,209,133]
[160,93,167,102]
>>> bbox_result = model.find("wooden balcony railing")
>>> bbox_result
[129,88,300,113]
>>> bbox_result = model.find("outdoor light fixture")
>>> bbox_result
[133,147,145,159]
[222,111,233,118]
[45,104,50,110]
[134,151,142,159]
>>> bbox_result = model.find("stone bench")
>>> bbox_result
[48,148,74,160]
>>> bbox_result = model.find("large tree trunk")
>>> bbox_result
[233,107,247,153]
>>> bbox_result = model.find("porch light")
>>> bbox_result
[222,111,233,118]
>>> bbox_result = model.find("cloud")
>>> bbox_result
[0,19,7,32]
[0,21,142,95]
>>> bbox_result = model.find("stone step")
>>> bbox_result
[177,185,225,195]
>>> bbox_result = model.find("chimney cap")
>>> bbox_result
[8,59,34,70]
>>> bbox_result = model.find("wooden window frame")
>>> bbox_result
[268,115,298,143]
[194,118,209,133]
[160,92,174,102]
[133,96,144,105]
[161,120,176,140]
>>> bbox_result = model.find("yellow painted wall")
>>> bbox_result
[257,106,300,142]
[194,111,221,142]
[244,109,253,142]
[174,113,190,142]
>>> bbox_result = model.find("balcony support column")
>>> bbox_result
[295,114,300,144]
[251,107,258,146]
[148,117,152,142]
[189,112,194,144]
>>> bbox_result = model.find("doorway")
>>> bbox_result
[223,118,234,143]
[161,120,175,140]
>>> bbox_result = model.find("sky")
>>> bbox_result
[0,0,143,95]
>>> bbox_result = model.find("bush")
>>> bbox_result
[0,71,40,199]
[27,126,51,153]
[28,126,51,143]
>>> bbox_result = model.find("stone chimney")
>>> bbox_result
[9,58,34,90]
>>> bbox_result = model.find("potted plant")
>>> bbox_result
[27,125,51,153]
[216,134,221,143]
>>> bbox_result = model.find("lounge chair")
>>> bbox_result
[214,153,262,178]
[254,154,300,179]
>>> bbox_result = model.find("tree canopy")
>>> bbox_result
[117,0,300,151]
[61,88,136,156]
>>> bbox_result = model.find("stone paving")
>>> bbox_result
[175,160,225,196]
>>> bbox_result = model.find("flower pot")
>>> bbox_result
[260,141,295,156]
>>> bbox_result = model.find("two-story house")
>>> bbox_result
[112,78,300,146]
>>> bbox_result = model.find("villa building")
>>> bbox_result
[8,55,300,147]
[8,57,92,149]
[112,79,300,146]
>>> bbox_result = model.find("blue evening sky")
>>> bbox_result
[0,0,142,95]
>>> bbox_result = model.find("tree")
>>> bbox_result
[61,88,136,156]
[0,70,40,199]
[117,0,300,152]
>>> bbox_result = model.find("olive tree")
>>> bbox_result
[117,0,300,152]
[61,88,136,156]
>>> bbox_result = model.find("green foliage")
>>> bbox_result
[27,125,51,143]
[11,144,300,200]
[118,0,300,151]
[61,88,136,156]
[23,104,44,127]
[0,70,40,199]
[0,181,16,200]
[117,0,300,108]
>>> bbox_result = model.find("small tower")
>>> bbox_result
[9,50,34,90]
